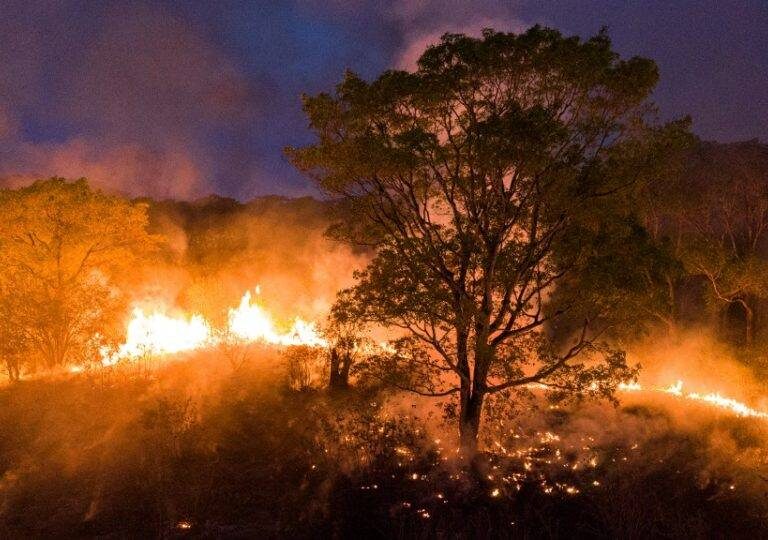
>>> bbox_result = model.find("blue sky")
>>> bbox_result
[0,0,765,199]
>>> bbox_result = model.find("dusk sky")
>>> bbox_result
[0,0,766,200]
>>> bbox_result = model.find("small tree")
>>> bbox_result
[217,327,255,373]
[0,294,25,381]
[289,27,682,450]
[0,178,158,369]
[325,292,365,391]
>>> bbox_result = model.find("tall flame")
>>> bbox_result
[227,289,327,347]
[100,287,326,365]
[102,308,212,365]
[227,290,284,343]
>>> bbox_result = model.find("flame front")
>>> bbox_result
[618,379,768,419]
[101,287,326,365]
[102,308,212,365]
[95,289,768,423]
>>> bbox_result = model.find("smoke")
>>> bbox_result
[0,1,536,199]
[134,197,368,328]
[385,1,528,69]
[305,0,530,69]
[0,1,259,199]
[0,139,211,199]
[626,330,768,409]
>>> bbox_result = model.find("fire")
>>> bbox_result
[90,288,768,424]
[618,379,768,419]
[663,380,684,396]
[227,289,326,347]
[99,287,326,365]
[228,290,283,343]
[102,308,212,365]
[617,381,642,392]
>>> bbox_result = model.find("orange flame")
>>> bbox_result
[101,308,212,365]
[92,289,768,424]
[619,379,768,419]
[227,289,327,347]
[100,286,326,365]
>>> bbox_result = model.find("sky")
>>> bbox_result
[0,0,765,200]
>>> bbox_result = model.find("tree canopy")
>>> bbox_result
[0,178,158,372]
[289,26,689,448]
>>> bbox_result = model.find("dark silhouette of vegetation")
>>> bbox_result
[643,140,768,348]
[325,296,366,391]
[289,27,688,450]
[1,355,767,538]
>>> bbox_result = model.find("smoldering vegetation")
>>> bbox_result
[3,173,768,537]
[2,348,768,538]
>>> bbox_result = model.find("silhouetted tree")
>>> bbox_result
[325,292,365,390]
[290,27,682,449]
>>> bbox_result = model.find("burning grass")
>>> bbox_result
[97,286,327,368]
[2,346,768,537]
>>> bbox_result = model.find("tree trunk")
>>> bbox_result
[328,347,349,390]
[454,327,476,450]
[328,348,340,388]
[5,357,20,382]
[736,298,755,347]
[339,351,352,385]
[459,329,493,453]
[744,301,754,347]
[459,389,484,451]
[665,275,679,338]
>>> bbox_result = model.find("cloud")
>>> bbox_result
[0,0,533,199]
[300,0,530,70]
[62,4,254,145]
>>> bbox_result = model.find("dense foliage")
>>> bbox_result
[289,27,689,447]
[0,178,157,375]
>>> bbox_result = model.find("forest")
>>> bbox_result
[2,27,768,538]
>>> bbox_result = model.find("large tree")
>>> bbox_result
[289,27,683,449]
[0,178,158,371]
